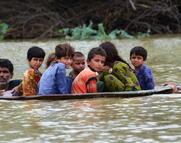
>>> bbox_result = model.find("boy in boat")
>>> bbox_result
[38,43,74,95]
[14,46,45,96]
[69,51,85,80]
[0,59,21,95]
[130,46,155,90]
[71,47,106,94]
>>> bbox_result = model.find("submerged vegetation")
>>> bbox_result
[0,0,180,39]
[58,22,139,40]
[59,22,150,40]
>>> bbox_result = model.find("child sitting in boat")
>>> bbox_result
[69,51,85,80]
[71,47,106,94]
[14,46,45,96]
[0,59,21,96]
[130,46,155,90]
[38,43,74,95]
[99,41,141,92]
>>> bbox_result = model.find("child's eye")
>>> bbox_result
[0,70,9,74]
[39,59,44,62]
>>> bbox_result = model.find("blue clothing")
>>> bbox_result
[135,64,155,90]
[38,62,72,95]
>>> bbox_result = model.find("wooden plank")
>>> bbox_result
[0,86,173,101]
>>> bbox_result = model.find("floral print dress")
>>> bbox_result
[100,61,141,92]
[17,68,41,96]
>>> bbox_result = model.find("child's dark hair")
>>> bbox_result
[55,43,74,59]
[74,51,85,58]
[27,46,45,61]
[130,46,147,61]
[0,59,14,74]
[46,53,56,68]
[99,41,130,67]
[87,47,107,61]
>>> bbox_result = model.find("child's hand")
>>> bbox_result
[102,65,112,72]
[162,82,178,93]
[0,90,5,96]
[11,87,21,96]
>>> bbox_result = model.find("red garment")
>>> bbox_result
[71,68,97,94]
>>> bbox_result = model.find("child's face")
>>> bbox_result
[29,57,44,70]
[72,56,85,73]
[87,55,106,72]
[130,54,144,68]
[0,67,12,83]
[60,56,72,69]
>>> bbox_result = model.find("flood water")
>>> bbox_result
[0,35,181,142]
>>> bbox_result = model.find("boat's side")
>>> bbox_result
[0,86,173,100]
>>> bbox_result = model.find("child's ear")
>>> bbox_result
[86,59,90,65]
[10,73,13,79]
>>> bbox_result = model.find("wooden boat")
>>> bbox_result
[0,86,174,101]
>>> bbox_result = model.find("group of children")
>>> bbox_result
[0,41,156,96]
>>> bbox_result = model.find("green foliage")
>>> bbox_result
[58,22,150,40]
[0,22,8,40]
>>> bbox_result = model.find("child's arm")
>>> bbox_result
[113,62,141,91]
[12,83,23,96]
[56,66,71,94]
[72,81,87,94]
[72,78,97,94]
[71,69,97,94]
[144,68,155,90]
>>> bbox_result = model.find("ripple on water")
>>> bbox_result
[0,94,180,142]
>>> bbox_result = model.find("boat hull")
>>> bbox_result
[0,86,173,100]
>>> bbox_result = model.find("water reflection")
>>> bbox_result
[0,97,180,142]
